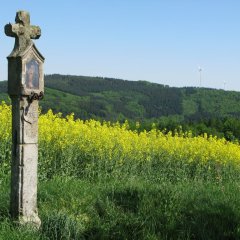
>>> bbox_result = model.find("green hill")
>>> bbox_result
[43,74,183,120]
[0,74,240,122]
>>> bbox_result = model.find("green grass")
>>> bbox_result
[1,172,240,239]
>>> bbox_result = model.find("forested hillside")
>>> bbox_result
[44,74,182,120]
[0,74,240,139]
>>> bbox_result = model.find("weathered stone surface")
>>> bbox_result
[5,11,41,57]
[10,144,40,226]
[12,97,38,144]
[5,11,43,228]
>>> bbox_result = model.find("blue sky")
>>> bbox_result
[0,1,240,91]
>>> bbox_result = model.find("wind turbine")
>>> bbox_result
[198,66,202,87]
[223,81,226,90]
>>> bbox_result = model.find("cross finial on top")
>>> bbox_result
[5,11,41,56]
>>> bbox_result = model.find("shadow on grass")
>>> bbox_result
[177,199,240,239]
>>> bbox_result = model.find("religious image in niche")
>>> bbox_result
[25,59,39,89]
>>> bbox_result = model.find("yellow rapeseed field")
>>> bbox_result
[1,102,240,175]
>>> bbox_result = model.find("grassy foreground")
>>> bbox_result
[1,175,240,239]
[1,102,240,239]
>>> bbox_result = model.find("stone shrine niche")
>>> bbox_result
[22,44,44,94]
[7,43,44,97]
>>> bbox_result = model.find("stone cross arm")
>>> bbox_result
[5,23,41,40]
[4,11,41,55]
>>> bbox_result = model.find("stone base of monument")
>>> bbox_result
[18,214,41,229]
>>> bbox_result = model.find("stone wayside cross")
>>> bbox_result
[5,11,44,227]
